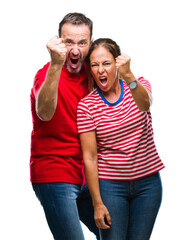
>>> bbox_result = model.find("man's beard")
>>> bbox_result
[64,52,85,74]
[64,60,84,74]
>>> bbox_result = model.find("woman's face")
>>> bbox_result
[90,46,118,92]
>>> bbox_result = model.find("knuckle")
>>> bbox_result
[95,216,100,221]
[46,43,51,49]
[95,216,103,223]
[61,43,66,47]
[58,50,63,54]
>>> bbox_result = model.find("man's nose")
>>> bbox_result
[71,44,80,55]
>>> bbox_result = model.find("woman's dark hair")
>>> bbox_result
[86,38,121,90]
[58,12,93,39]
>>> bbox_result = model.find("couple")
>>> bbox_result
[30,12,164,240]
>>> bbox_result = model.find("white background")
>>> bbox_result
[1,0,183,239]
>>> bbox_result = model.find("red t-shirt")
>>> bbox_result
[30,62,89,184]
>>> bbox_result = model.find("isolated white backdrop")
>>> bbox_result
[1,0,183,239]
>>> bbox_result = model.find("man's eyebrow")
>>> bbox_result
[79,39,88,42]
[64,38,73,42]
[64,38,88,43]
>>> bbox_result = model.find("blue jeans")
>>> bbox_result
[99,172,162,240]
[32,183,99,240]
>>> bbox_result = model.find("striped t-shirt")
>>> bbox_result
[77,77,164,181]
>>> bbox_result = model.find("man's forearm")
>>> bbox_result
[36,63,62,121]
[36,35,67,121]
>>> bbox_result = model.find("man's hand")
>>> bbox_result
[46,36,67,66]
[94,204,111,229]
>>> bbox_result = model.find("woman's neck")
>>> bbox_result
[102,78,121,104]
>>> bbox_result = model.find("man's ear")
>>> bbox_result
[90,38,94,47]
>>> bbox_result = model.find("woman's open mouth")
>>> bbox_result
[99,76,108,87]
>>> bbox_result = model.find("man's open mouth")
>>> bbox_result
[69,56,80,69]
[70,58,79,65]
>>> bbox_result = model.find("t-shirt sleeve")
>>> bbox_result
[138,76,152,104]
[77,100,96,134]
[32,63,49,99]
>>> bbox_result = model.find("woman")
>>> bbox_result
[77,38,164,240]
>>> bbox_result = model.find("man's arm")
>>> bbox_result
[36,36,67,121]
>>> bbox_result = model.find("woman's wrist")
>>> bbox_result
[92,199,104,208]
[123,72,135,85]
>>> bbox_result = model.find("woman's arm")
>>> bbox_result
[80,130,111,229]
[116,53,151,112]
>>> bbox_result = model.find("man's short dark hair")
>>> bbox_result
[58,12,93,39]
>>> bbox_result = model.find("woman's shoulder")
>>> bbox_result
[80,88,100,103]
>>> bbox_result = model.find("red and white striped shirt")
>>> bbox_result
[77,77,164,181]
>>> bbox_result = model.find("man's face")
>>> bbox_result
[61,23,92,73]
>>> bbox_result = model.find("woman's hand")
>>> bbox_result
[94,203,111,229]
[116,53,135,83]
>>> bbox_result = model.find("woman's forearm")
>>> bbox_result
[122,72,150,112]
[116,54,151,112]
[79,131,111,229]
[84,157,111,229]
[84,158,103,207]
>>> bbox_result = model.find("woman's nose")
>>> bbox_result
[98,65,104,73]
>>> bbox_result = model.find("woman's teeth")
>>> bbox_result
[100,77,107,85]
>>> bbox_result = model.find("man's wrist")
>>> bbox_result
[50,61,64,71]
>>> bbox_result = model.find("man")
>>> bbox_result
[30,13,99,240]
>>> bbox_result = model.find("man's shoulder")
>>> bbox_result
[36,62,50,75]
[31,62,51,98]
[33,62,50,83]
